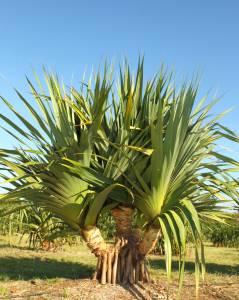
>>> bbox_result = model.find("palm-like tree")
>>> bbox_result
[0,60,238,295]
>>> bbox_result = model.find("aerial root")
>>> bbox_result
[101,252,107,284]
[93,238,151,285]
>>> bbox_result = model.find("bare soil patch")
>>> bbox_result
[0,279,238,300]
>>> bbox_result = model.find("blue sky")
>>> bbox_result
[0,0,239,154]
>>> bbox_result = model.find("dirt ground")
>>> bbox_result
[0,278,238,300]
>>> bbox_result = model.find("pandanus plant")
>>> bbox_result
[0,60,238,294]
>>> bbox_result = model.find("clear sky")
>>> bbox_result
[0,0,239,155]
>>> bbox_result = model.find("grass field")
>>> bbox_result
[0,235,238,299]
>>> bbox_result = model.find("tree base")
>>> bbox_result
[92,238,151,285]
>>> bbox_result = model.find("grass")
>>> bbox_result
[0,235,238,299]
[0,235,238,282]
[149,244,239,282]
[0,235,95,281]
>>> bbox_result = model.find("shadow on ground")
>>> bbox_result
[0,256,94,280]
[0,243,34,251]
[149,258,239,275]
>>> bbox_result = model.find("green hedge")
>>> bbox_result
[202,221,239,248]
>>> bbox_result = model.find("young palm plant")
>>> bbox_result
[62,61,239,292]
[0,60,238,295]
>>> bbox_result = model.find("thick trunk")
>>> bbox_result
[111,206,134,238]
[110,206,150,284]
[81,210,160,285]
[81,226,108,256]
[138,227,161,257]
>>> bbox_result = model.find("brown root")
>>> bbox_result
[92,256,101,280]
[89,236,152,285]
[144,264,150,283]
[107,250,113,283]
[81,215,157,285]
[112,249,119,284]
[130,264,135,284]
[139,260,145,282]
[135,260,140,283]
[101,252,108,284]
[116,254,121,283]
[123,250,132,284]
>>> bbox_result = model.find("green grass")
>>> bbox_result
[0,235,238,285]
[148,244,239,285]
[0,235,96,281]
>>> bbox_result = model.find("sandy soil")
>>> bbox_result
[0,278,238,300]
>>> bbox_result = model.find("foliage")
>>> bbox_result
[0,210,26,236]
[97,211,116,240]
[0,206,79,249]
[0,59,239,291]
[202,220,239,248]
